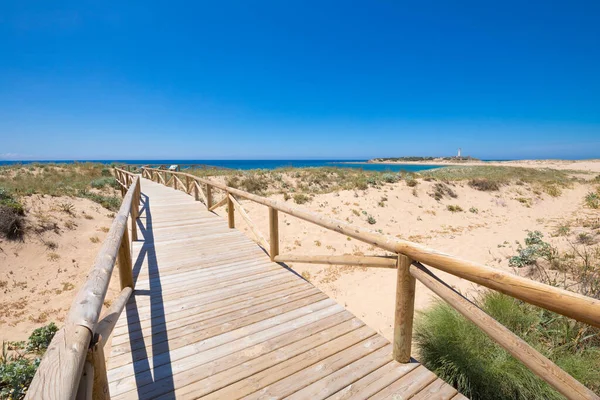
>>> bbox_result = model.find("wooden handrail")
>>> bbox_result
[26,170,141,400]
[273,254,397,268]
[142,167,600,328]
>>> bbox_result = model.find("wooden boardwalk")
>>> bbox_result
[106,178,464,399]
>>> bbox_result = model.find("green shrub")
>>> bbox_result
[468,178,500,191]
[469,207,478,214]
[90,176,118,189]
[382,173,398,183]
[0,187,24,215]
[586,192,600,209]
[293,193,310,204]
[415,292,600,399]
[447,205,463,212]
[367,215,376,225]
[0,322,58,399]
[26,323,58,353]
[78,190,121,211]
[509,231,554,268]
[406,178,418,187]
[0,346,40,400]
[542,184,562,197]
[429,183,457,201]
[240,175,269,194]
[0,205,24,240]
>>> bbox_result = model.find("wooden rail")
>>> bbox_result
[142,166,600,400]
[26,168,141,400]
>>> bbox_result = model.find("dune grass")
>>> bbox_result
[0,163,121,212]
[415,292,600,399]
[180,164,580,199]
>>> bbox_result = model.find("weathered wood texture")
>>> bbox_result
[393,254,415,363]
[274,254,397,268]
[105,178,461,399]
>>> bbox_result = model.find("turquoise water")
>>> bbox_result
[0,159,444,172]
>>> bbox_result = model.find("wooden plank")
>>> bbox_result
[164,315,363,399]
[109,303,345,396]
[369,365,437,399]
[286,344,394,400]
[111,279,309,336]
[235,335,389,400]
[108,292,329,368]
[200,326,378,400]
[110,286,318,350]
[325,360,419,400]
[411,378,458,400]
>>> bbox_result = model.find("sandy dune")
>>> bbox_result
[0,195,121,343]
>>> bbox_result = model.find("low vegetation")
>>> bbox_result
[586,191,600,209]
[417,228,600,398]
[421,166,574,187]
[0,194,24,240]
[0,163,123,241]
[0,323,58,399]
[415,292,600,399]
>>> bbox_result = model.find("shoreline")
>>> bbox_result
[359,159,600,172]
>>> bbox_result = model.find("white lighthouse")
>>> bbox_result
[457,148,462,158]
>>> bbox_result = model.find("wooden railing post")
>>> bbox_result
[172,173,177,189]
[130,180,139,242]
[206,184,213,209]
[227,194,235,228]
[185,175,190,194]
[89,339,109,400]
[393,254,415,363]
[118,227,134,289]
[269,207,279,261]
[194,181,199,201]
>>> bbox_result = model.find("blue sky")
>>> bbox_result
[0,1,599,160]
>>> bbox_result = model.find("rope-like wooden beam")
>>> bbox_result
[194,181,208,205]
[274,254,397,268]
[228,194,270,251]
[209,196,228,211]
[95,287,133,348]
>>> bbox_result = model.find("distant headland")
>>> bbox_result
[369,156,480,163]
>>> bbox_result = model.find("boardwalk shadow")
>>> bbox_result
[123,193,175,399]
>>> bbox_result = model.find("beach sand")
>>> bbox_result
[369,158,600,173]
[0,195,121,343]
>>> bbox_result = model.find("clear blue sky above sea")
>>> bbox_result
[1,1,599,161]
